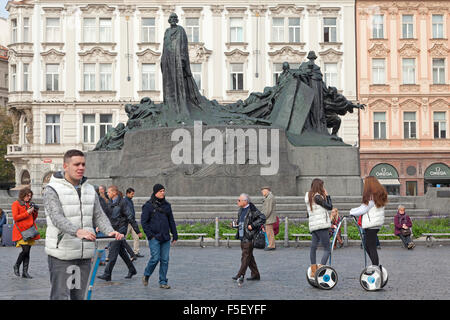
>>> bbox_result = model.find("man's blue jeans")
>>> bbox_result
[144,238,170,285]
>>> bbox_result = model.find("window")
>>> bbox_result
[4,73,8,88]
[230,18,243,42]
[432,15,444,39]
[288,18,301,43]
[83,63,95,91]
[186,18,200,43]
[372,15,384,39]
[323,18,337,42]
[324,63,338,87]
[402,58,415,84]
[372,58,385,84]
[23,17,29,42]
[99,114,112,138]
[432,59,445,84]
[406,181,417,196]
[141,63,156,90]
[403,112,416,139]
[230,63,244,90]
[83,18,96,42]
[46,64,59,91]
[272,18,284,42]
[11,19,17,43]
[11,65,16,91]
[45,114,60,144]
[402,15,413,38]
[99,63,112,91]
[373,112,387,139]
[191,63,201,90]
[23,63,29,91]
[46,18,60,42]
[83,114,96,143]
[141,18,156,43]
[433,112,446,139]
[99,18,112,43]
[273,63,283,85]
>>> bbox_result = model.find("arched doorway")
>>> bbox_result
[369,163,400,195]
[20,170,31,185]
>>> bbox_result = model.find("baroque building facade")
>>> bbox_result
[357,0,450,196]
[5,0,357,194]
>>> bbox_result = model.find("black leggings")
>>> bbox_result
[364,229,379,266]
[16,245,31,266]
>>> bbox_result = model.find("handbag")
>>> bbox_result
[253,226,266,249]
[15,223,39,241]
[401,228,411,237]
[273,216,280,236]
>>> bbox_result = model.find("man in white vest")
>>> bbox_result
[43,149,123,300]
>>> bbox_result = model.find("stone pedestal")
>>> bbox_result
[85,126,362,197]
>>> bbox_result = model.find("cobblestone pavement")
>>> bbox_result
[1,244,449,300]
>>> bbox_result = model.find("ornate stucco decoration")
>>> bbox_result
[118,5,136,17]
[370,98,390,111]
[398,43,420,57]
[399,98,421,110]
[224,49,249,63]
[80,4,115,15]
[136,48,161,64]
[368,43,390,58]
[161,5,176,15]
[430,99,449,110]
[268,46,306,63]
[210,5,224,17]
[249,5,268,16]
[41,49,65,64]
[318,48,343,63]
[428,43,449,58]
[269,4,304,15]
[189,43,213,63]
[182,7,203,16]
[78,47,117,63]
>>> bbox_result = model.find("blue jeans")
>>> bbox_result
[144,238,170,285]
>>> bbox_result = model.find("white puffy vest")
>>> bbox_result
[45,175,96,260]
[362,205,385,229]
[305,192,331,232]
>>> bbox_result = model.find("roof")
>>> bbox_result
[0,45,8,61]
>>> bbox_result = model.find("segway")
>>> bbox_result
[352,216,388,291]
[306,218,344,290]
[84,235,115,300]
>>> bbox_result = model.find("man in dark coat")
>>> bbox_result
[141,184,178,289]
[232,193,266,284]
[97,185,142,281]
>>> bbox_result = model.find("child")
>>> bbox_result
[329,208,344,249]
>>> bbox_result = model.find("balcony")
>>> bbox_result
[7,144,30,155]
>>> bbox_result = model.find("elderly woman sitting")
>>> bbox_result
[394,205,415,249]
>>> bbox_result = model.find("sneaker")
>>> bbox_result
[97,274,111,282]
[232,275,239,280]
[136,253,145,258]
[237,275,244,285]
[142,276,149,286]
[160,284,171,289]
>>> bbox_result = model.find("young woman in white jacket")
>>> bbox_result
[350,176,388,266]
[305,179,333,278]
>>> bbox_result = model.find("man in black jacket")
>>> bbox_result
[232,193,266,284]
[141,184,178,289]
[98,185,142,281]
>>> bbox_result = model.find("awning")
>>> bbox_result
[379,179,401,186]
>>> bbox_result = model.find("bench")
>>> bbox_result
[377,233,396,238]
[177,233,208,248]
[291,233,311,247]
[422,233,450,247]
[223,233,236,248]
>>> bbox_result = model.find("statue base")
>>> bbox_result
[85,126,362,197]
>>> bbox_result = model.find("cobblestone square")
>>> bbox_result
[1,244,449,300]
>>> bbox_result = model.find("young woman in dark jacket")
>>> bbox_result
[141,184,178,289]
[394,205,415,249]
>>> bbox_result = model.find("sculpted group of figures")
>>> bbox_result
[94,13,365,151]
[8,150,390,299]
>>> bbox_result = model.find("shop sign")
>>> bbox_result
[369,164,399,179]
[425,163,450,179]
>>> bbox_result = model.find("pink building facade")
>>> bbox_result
[357,0,450,196]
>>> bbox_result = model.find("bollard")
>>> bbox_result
[215,217,219,247]
[284,217,289,247]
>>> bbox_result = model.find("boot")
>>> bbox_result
[310,264,318,278]
[22,260,32,279]
[13,263,20,277]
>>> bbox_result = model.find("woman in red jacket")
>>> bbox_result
[12,188,40,278]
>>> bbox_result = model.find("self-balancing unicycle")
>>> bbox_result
[306,218,344,290]
[352,216,388,291]
[84,235,115,300]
